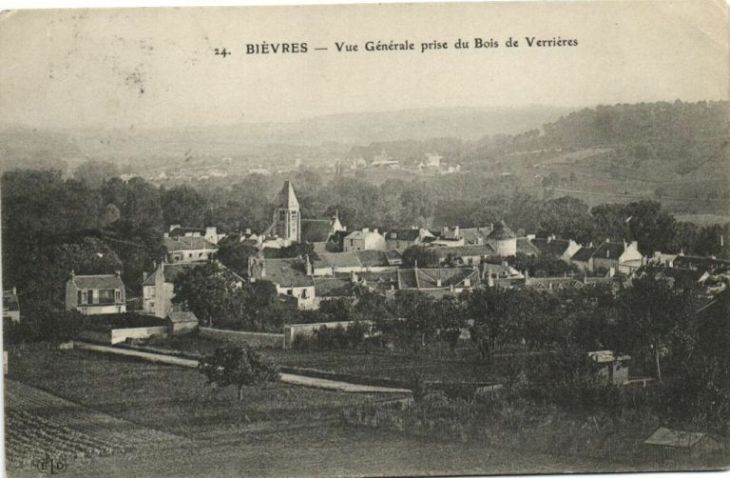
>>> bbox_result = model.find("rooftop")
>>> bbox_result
[70,274,125,290]
[163,236,217,252]
[487,221,516,240]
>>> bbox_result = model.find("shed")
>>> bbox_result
[643,427,723,460]
[167,311,199,336]
[588,350,631,385]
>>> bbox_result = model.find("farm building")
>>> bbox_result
[166,311,199,336]
[643,427,724,461]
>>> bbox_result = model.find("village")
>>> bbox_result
[3,172,730,476]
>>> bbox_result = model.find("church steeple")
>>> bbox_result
[273,180,301,244]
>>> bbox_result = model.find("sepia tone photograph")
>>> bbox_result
[0,1,728,477]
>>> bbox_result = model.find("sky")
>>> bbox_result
[0,0,727,129]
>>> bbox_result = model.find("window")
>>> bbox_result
[287,289,293,295]
[77,290,83,305]
[115,290,122,303]
[301,289,308,299]
[98,289,115,304]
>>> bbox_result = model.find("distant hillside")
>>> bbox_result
[468,100,730,217]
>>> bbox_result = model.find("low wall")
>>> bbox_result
[283,320,375,349]
[199,327,284,348]
[110,326,169,344]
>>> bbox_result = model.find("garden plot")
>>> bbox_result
[5,379,186,470]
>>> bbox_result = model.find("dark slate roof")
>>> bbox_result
[415,267,480,289]
[70,274,124,290]
[571,247,596,262]
[593,242,626,261]
[256,258,314,288]
[487,221,516,240]
[431,244,496,258]
[356,250,390,267]
[168,310,198,323]
[164,236,217,252]
[385,229,421,242]
[301,219,333,243]
[275,180,299,209]
[385,249,403,264]
[317,252,362,269]
[674,255,730,272]
[313,277,355,297]
[169,227,205,237]
[531,238,571,257]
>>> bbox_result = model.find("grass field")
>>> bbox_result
[140,334,514,384]
[5,342,689,478]
[6,343,387,440]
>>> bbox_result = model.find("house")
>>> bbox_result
[395,266,481,298]
[163,235,218,263]
[592,240,643,274]
[673,254,730,274]
[310,252,362,276]
[486,221,517,257]
[166,311,199,336]
[65,272,127,315]
[643,427,723,461]
[343,228,386,252]
[431,244,497,266]
[531,236,582,262]
[168,225,223,245]
[516,237,540,256]
[570,246,596,272]
[3,287,20,323]
[142,262,244,318]
[460,226,494,245]
[357,250,401,271]
[248,257,316,309]
[384,228,434,251]
[312,276,356,308]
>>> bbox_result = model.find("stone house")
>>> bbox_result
[65,272,127,315]
[343,228,386,252]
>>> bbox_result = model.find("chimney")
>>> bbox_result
[454,226,460,238]
[245,228,252,235]
[363,227,370,234]
[163,232,169,238]
[305,255,313,276]
[721,235,725,247]
[115,270,121,278]
[142,272,148,280]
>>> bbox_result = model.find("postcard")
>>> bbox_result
[0,1,728,477]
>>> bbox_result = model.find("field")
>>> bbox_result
[6,343,386,441]
[139,334,519,385]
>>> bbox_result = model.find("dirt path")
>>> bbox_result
[74,341,411,394]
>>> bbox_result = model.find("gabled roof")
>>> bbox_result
[531,238,572,257]
[70,274,125,290]
[385,229,421,242]
[516,238,541,256]
[275,180,299,210]
[356,250,391,267]
[313,277,355,297]
[487,221,516,240]
[252,258,314,288]
[460,227,492,244]
[164,236,217,252]
[167,310,198,323]
[431,244,496,258]
[317,252,362,269]
[593,242,626,260]
[301,219,333,243]
[571,246,596,262]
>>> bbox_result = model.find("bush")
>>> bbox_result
[291,322,366,351]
